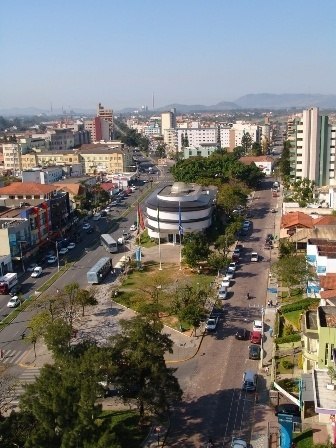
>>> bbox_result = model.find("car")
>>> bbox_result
[206,317,219,332]
[242,370,258,392]
[249,344,261,360]
[266,233,274,241]
[130,186,137,191]
[10,285,22,296]
[82,223,91,230]
[235,328,248,340]
[275,403,300,417]
[232,249,240,261]
[111,201,118,206]
[47,256,58,264]
[86,227,94,234]
[253,320,264,333]
[93,213,101,221]
[231,438,248,448]
[250,330,262,344]
[27,263,38,272]
[235,244,243,252]
[59,247,68,255]
[100,211,108,217]
[218,287,228,300]
[117,237,124,245]
[225,270,235,280]
[122,231,131,240]
[7,296,21,308]
[243,220,250,227]
[270,208,277,213]
[67,242,76,250]
[228,262,237,273]
[221,275,231,288]
[210,307,225,318]
[251,252,259,262]
[130,224,137,231]
[104,207,111,213]
[31,266,43,278]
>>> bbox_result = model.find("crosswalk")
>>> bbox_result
[0,349,28,365]
[1,367,40,413]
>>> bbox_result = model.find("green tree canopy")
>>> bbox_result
[181,233,210,267]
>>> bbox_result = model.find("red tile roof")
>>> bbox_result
[240,155,274,165]
[100,182,118,192]
[314,216,336,226]
[281,212,314,229]
[320,290,336,300]
[320,274,336,290]
[0,182,56,195]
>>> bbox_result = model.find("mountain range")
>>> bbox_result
[1,94,336,116]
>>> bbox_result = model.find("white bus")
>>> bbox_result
[101,234,118,253]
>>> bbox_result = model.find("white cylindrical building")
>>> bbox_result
[145,182,215,243]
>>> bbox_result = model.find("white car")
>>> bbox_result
[253,320,264,333]
[47,256,58,264]
[93,213,101,221]
[218,287,228,300]
[251,252,259,262]
[206,317,219,331]
[221,276,231,288]
[67,242,76,250]
[31,266,42,278]
[130,224,137,231]
[225,270,235,280]
[231,438,247,448]
[7,296,21,308]
[27,263,38,272]
[59,247,68,255]
[82,223,91,230]
[228,262,237,272]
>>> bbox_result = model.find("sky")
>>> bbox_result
[1,0,336,111]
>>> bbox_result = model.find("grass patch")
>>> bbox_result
[283,309,303,329]
[276,353,300,374]
[116,261,214,330]
[277,378,299,393]
[135,229,157,248]
[97,410,149,448]
[293,430,314,448]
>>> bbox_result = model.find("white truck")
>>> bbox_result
[0,273,18,295]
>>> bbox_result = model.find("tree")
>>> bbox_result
[279,140,291,178]
[251,142,262,156]
[271,255,312,296]
[109,316,182,421]
[155,143,166,158]
[76,288,97,317]
[182,233,210,267]
[289,178,316,207]
[217,182,248,215]
[27,311,51,359]
[207,252,229,274]
[241,132,253,155]
[43,318,72,358]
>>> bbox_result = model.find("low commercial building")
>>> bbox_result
[145,182,215,243]
[22,167,64,184]
[183,144,218,159]
[240,155,274,176]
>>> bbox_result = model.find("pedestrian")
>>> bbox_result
[265,366,269,375]
[270,299,273,307]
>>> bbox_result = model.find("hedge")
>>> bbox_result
[275,333,301,344]
[281,298,319,314]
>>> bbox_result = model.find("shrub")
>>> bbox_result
[284,323,295,336]
[282,359,294,370]
[281,298,319,314]
[278,378,299,392]
[275,333,301,344]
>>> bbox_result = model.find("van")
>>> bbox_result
[31,266,43,278]
[242,370,257,391]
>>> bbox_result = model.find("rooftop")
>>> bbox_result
[309,239,336,258]
[320,274,336,290]
[240,155,274,165]
[0,182,57,196]
[281,211,315,229]
[313,369,336,413]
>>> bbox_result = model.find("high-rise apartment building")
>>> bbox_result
[161,111,176,136]
[84,116,110,142]
[289,107,336,186]
[97,103,114,138]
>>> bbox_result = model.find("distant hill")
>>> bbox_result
[234,93,336,109]
[0,107,95,117]
[155,101,239,113]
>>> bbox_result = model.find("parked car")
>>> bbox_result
[31,266,43,278]
[59,248,68,255]
[252,320,264,333]
[235,328,248,340]
[111,201,118,206]
[231,438,248,448]
[100,211,107,217]
[232,249,240,261]
[47,256,58,264]
[249,344,261,360]
[210,307,225,318]
[27,263,38,272]
[86,227,94,234]
[130,224,137,231]
[227,262,237,272]
[82,223,91,230]
[218,287,228,300]
[275,403,300,417]
[221,275,231,288]
[242,370,257,392]
[250,330,262,344]
[93,213,101,221]
[205,317,219,332]
[67,242,76,250]
[225,270,235,280]
[7,296,21,308]
[250,252,259,262]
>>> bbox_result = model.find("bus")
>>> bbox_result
[87,257,112,284]
[101,234,118,253]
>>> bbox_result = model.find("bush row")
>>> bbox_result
[281,298,319,314]
[275,333,301,344]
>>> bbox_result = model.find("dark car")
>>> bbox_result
[86,227,94,234]
[10,284,22,296]
[235,328,248,340]
[100,211,107,217]
[275,403,300,417]
[249,345,261,360]
[210,307,225,318]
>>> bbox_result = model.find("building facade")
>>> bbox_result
[84,117,110,142]
[183,144,218,159]
[97,103,114,139]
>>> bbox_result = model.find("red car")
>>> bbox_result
[250,331,262,345]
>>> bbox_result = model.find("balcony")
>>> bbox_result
[302,347,318,363]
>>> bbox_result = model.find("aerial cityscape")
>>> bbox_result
[1,1,336,448]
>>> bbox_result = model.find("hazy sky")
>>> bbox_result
[1,0,336,111]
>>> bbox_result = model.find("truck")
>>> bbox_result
[0,273,18,294]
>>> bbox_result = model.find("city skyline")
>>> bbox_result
[1,0,336,110]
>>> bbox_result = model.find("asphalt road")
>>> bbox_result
[0,171,171,356]
[166,179,279,448]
